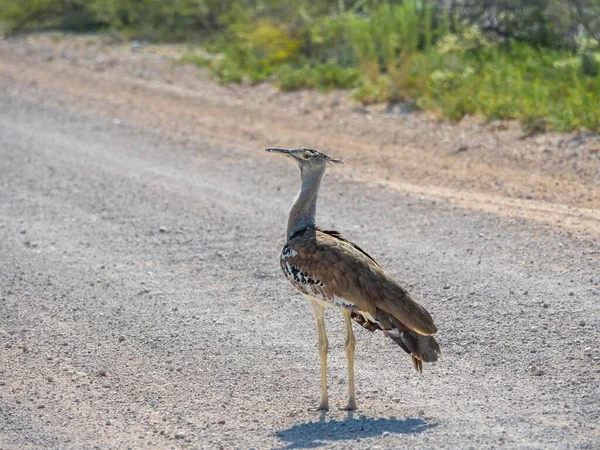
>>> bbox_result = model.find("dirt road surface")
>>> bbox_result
[1,36,599,449]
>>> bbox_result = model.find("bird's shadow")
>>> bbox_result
[275,411,435,449]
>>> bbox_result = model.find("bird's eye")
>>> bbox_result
[303,151,312,159]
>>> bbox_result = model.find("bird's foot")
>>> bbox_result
[340,401,357,411]
[315,401,329,411]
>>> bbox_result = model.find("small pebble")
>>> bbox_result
[579,320,586,327]
[106,419,111,426]
[174,431,186,439]
[96,369,107,377]
[118,335,125,342]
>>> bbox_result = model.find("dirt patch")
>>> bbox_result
[0,33,598,237]
[0,34,599,450]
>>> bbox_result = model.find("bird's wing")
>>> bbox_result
[319,229,381,267]
[282,229,437,336]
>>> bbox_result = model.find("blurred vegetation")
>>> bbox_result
[1,0,599,132]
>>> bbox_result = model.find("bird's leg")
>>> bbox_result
[341,309,357,411]
[309,300,329,411]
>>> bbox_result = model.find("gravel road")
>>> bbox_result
[1,38,599,449]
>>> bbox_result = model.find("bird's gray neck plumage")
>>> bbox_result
[287,168,324,241]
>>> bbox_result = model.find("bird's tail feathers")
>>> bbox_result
[388,330,440,373]
[355,308,440,373]
[378,289,438,335]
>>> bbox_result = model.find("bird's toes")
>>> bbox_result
[315,402,329,411]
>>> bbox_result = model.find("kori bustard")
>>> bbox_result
[267,147,440,411]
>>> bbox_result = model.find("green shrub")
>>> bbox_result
[420,41,600,131]
[347,0,438,100]
[90,0,226,40]
[353,77,393,104]
[179,52,212,68]
[0,0,230,39]
[203,19,303,84]
[305,16,354,64]
[3,0,599,132]
[277,61,361,91]
[580,52,600,77]
[0,0,95,34]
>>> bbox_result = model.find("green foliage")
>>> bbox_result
[0,0,231,39]
[2,0,599,131]
[277,61,361,91]
[478,0,573,50]
[353,78,394,104]
[304,15,355,65]
[89,0,227,40]
[347,1,439,100]
[209,20,303,84]
[179,52,212,67]
[580,52,600,77]
[416,41,600,132]
[0,0,94,34]
[347,21,600,132]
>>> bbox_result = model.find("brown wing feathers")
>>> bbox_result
[285,229,438,335]
[284,228,439,345]
[351,307,440,371]
[320,229,381,267]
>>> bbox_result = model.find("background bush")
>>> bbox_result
[2,0,598,47]
[1,0,599,132]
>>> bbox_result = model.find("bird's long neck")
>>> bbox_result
[287,168,324,241]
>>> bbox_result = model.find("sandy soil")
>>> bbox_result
[0,34,599,449]
[1,34,599,237]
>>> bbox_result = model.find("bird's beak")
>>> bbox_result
[265,147,293,156]
[326,156,344,165]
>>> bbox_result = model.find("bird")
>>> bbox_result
[266,146,440,411]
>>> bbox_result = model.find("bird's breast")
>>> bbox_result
[280,245,328,300]
[279,245,357,311]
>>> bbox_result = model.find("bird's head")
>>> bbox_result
[266,147,343,175]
